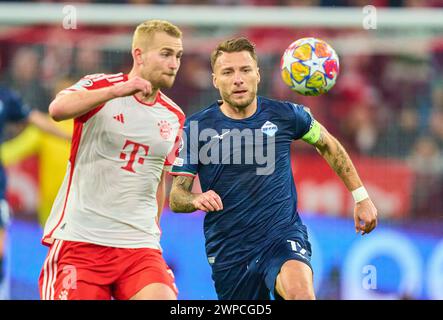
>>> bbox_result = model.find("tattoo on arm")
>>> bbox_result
[174,176,193,191]
[331,140,352,176]
[313,126,330,156]
[314,126,362,190]
[314,129,327,150]
[170,176,197,213]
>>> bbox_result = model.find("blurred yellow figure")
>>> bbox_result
[1,118,72,225]
[1,78,74,226]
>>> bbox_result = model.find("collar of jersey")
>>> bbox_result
[132,91,160,107]
[216,96,262,122]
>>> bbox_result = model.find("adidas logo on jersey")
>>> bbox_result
[113,113,125,123]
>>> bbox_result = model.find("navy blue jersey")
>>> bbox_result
[171,96,314,269]
[0,86,31,199]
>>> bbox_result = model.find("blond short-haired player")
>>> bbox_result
[39,20,185,300]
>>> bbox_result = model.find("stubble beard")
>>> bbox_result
[222,90,256,110]
[142,70,176,90]
[156,79,174,89]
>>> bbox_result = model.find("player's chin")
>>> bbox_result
[158,75,175,89]
[229,93,254,108]
[158,77,176,89]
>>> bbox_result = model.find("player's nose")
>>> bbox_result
[233,73,244,86]
[168,57,180,70]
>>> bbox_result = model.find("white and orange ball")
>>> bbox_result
[281,37,340,96]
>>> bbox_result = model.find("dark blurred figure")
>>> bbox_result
[432,81,443,111]
[0,53,70,298]
[429,108,443,150]
[318,264,341,299]
[9,47,51,113]
[70,42,104,80]
[342,104,378,155]
[373,107,419,159]
[408,136,443,218]
[164,53,214,114]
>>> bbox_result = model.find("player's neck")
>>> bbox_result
[134,89,159,105]
[220,98,257,120]
[128,69,159,104]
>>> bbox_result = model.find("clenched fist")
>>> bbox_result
[110,76,152,98]
[354,198,378,235]
[192,190,224,212]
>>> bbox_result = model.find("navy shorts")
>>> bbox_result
[0,199,10,229]
[211,231,313,300]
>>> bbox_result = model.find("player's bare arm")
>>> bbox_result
[170,176,223,213]
[156,170,167,223]
[27,110,71,140]
[49,76,152,121]
[307,122,378,235]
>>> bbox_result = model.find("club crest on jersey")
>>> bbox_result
[261,121,278,137]
[158,120,172,140]
[72,79,94,89]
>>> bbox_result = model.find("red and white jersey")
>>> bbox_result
[42,73,185,249]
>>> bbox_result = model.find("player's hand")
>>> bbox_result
[110,76,152,98]
[354,198,378,235]
[192,190,223,212]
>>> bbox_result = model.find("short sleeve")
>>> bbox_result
[5,89,31,122]
[169,119,199,177]
[288,103,315,141]
[58,76,94,96]
[60,73,125,123]
[58,73,113,96]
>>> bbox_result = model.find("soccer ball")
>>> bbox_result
[280,37,339,96]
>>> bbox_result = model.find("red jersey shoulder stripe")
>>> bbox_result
[157,93,186,167]
[72,73,128,123]
[107,73,125,83]
[43,118,85,245]
[158,92,185,117]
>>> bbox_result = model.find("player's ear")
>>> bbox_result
[132,48,144,66]
[212,73,218,89]
[257,67,261,84]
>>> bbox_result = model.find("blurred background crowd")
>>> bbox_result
[0,1,442,300]
[1,8,443,220]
